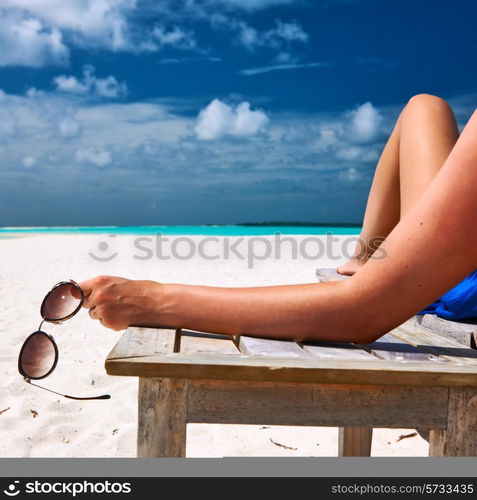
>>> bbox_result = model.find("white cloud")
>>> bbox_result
[94,75,127,98]
[54,66,128,99]
[335,146,379,162]
[2,0,135,51]
[152,25,196,50]
[0,88,192,176]
[275,52,294,63]
[338,167,361,182]
[0,87,386,175]
[0,107,17,139]
[346,102,382,143]
[53,76,89,95]
[22,156,37,168]
[0,1,307,67]
[217,0,296,10]
[58,117,81,138]
[158,56,221,64]
[273,20,308,43]
[239,61,326,75]
[75,147,112,167]
[195,99,269,140]
[309,102,383,164]
[0,1,199,59]
[237,20,308,51]
[25,87,45,99]
[237,22,259,51]
[0,9,69,67]
[0,86,405,211]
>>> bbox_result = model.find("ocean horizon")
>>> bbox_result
[0,224,362,236]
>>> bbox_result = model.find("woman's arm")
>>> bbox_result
[80,110,477,344]
[80,277,363,342]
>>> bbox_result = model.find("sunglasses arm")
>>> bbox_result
[24,378,111,401]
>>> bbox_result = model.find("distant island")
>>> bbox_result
[235,221,361,227]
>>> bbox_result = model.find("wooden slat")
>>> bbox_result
[107,327,177,360]
[186,379,447,428]
[302,343,375,361]
[419,314,477,348]
[239,336,307,358]
[178,330,240,355]
[105,350,477,386]
[363,333,445,363]
[316,268,349,282]
[390,320,477,365]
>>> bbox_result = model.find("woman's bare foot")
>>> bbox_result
[336,259,367,276]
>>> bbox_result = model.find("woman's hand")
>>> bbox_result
[79,275,164,331]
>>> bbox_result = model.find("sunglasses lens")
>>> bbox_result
[41,283,82,321]
[20,333,57,379]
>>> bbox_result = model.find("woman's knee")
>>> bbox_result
[405,93,452,115]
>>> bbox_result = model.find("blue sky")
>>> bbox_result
[1,0,476,226]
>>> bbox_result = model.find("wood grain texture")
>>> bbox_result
[363,333,444,363]
[315,268,349,282]
[137,378,188,458]
[178,330,240,354]
[239,336,307,357]
[419,314,477,348]
[106,350,477,386]
[186,379,447,428]
[302,343,376,361]
[107,327,176,360]
[429,387,477,456]
[390,320,477,365]
[339,427,373,457]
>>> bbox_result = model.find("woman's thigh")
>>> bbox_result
[399,94,459,216]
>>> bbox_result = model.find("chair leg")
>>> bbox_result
[338,427,373,456]
[429,387,477,456]
[137,377,188,457]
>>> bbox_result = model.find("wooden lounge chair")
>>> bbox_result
[104,269,477,457]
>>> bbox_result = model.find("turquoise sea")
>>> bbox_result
[0,225,361,237]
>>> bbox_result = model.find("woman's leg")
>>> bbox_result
[337,113,401,275]
[338,94,459,275]
[399,94,460,214]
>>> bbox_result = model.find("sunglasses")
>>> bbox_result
[18,280,110,401]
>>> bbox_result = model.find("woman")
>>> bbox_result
[80,94,477,344]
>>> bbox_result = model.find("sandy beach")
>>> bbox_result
[0,233,428,457]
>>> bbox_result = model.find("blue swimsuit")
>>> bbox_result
[418,270,477,320]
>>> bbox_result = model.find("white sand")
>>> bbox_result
[0,233,428,457]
